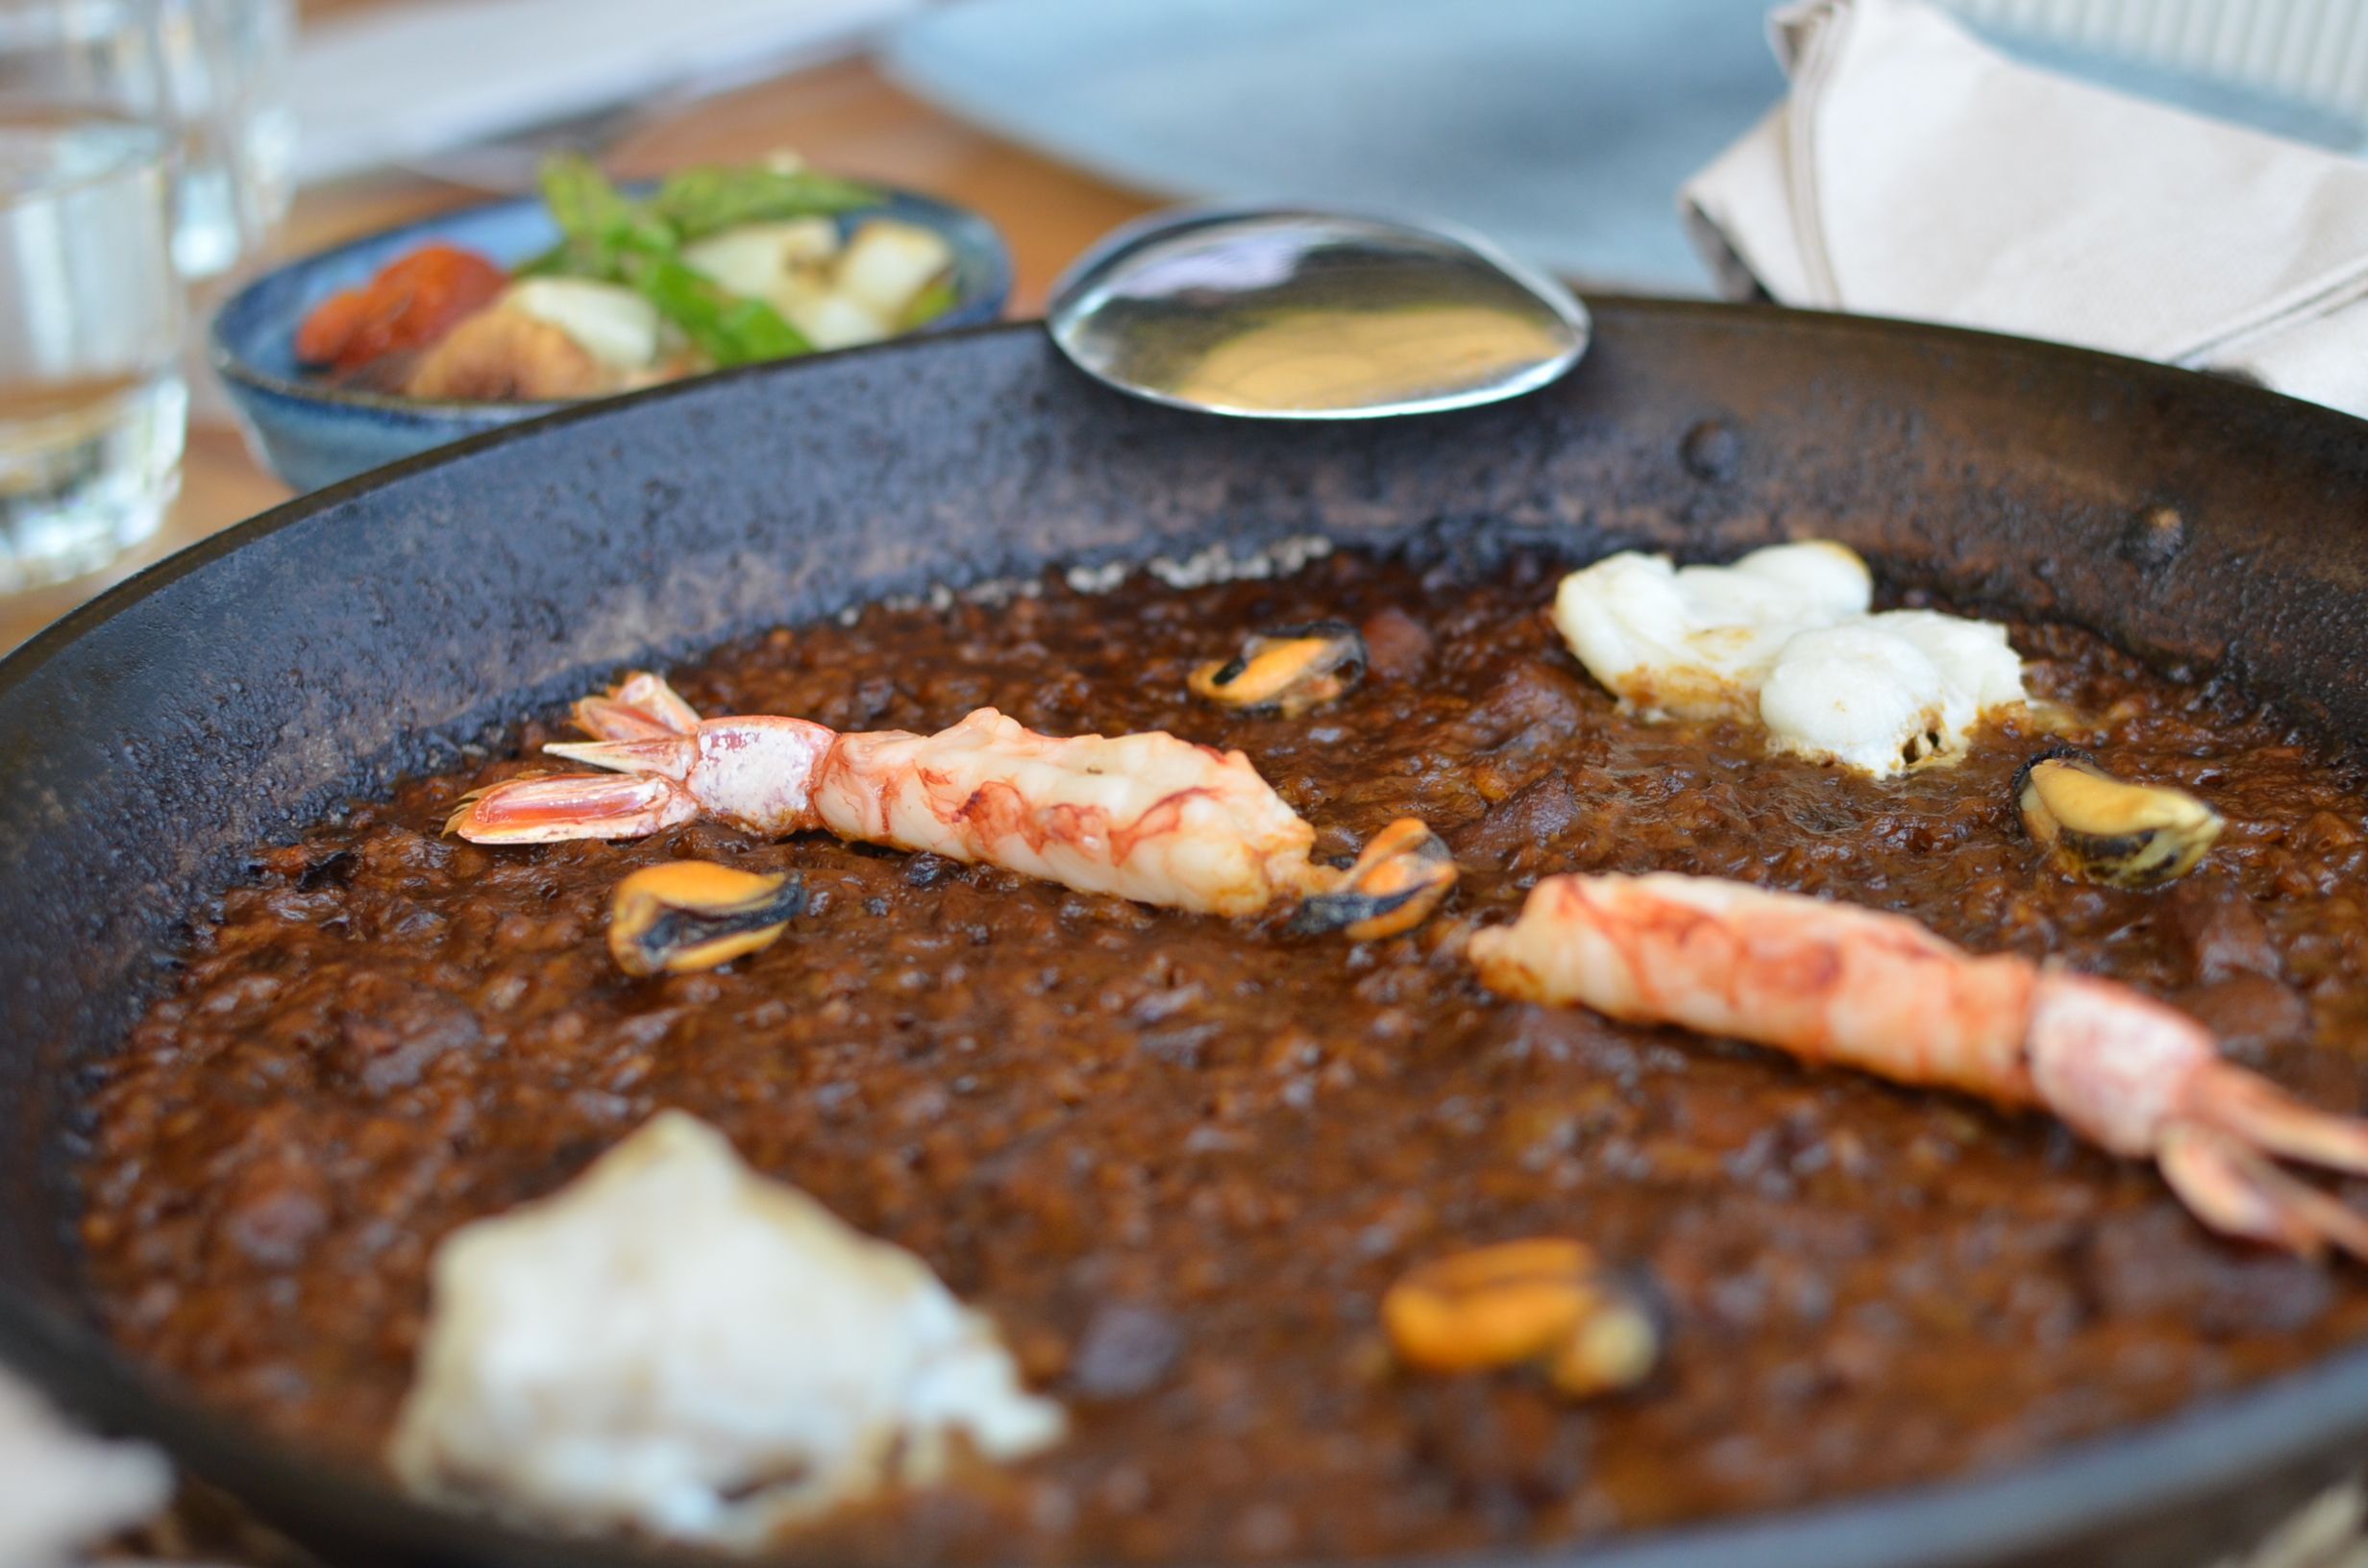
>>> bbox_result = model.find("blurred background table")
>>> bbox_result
[12,0,2339,655]
[0,54,1152,653]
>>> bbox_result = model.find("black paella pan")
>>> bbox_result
[5,303,2368,1568]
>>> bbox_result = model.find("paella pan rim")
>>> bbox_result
[3,306,2364,1568]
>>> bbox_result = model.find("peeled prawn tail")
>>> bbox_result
[539,720,836,839]
[1475,872,2368,1262]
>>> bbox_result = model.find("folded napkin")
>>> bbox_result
[1681,0,2368,418]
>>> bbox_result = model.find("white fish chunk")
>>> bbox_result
[1760,623,1963,772]
[1550,541,1871,718]
[389,1111,1064,1550]
[1871,608,2029,711]
[1552,541,2029,777]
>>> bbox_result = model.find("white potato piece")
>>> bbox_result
[835,217,955,321]
[1552,540,2029,776]
[503,277,661,371]
[1549,541,1872,718]
[680,218,842,303]
[777,277,892,350]
[388,1111,1063,1551]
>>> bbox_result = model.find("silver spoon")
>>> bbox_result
[1046,206,1590,420]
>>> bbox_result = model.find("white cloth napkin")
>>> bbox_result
[1680,0,2368,418]
[0,1368,176,1568]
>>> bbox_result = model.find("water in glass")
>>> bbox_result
[0,108,185,592]
[0,0,295,277]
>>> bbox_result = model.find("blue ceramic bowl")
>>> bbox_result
[211,185,1012,492]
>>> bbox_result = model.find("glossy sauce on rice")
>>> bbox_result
[77,543,2368,1561]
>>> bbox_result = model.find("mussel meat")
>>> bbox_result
[1292,818,1459,941]
[1189,621,1369,717]
[2016,747,2224,890]
[608,861,807,977]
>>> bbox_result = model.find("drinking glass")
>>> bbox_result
[0,107,185,591]
[0,0,295,278]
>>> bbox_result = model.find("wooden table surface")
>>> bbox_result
[0,55,1154,652]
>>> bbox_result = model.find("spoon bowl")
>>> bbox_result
[1047,207,1590,420]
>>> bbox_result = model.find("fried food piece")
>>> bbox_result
[406,306,623,403]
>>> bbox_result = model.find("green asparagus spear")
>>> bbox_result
[653,164,882,241]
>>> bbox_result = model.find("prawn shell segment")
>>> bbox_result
[446,772,700,843]
[810,708,1319,917]
[545,717,837,838]
[2022,969,2215,1155]
[1468,874,2040,1106]
[573,672,704,742]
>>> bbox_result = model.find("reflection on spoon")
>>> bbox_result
[1048,207,1590,421]
[1172,304,1574,414]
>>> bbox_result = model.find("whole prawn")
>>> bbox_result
[448,672,1455,934]
[1468,872,2368,1259]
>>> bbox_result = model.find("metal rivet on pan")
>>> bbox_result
[1678,419,1740,482]
[2118,505,2187,571]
